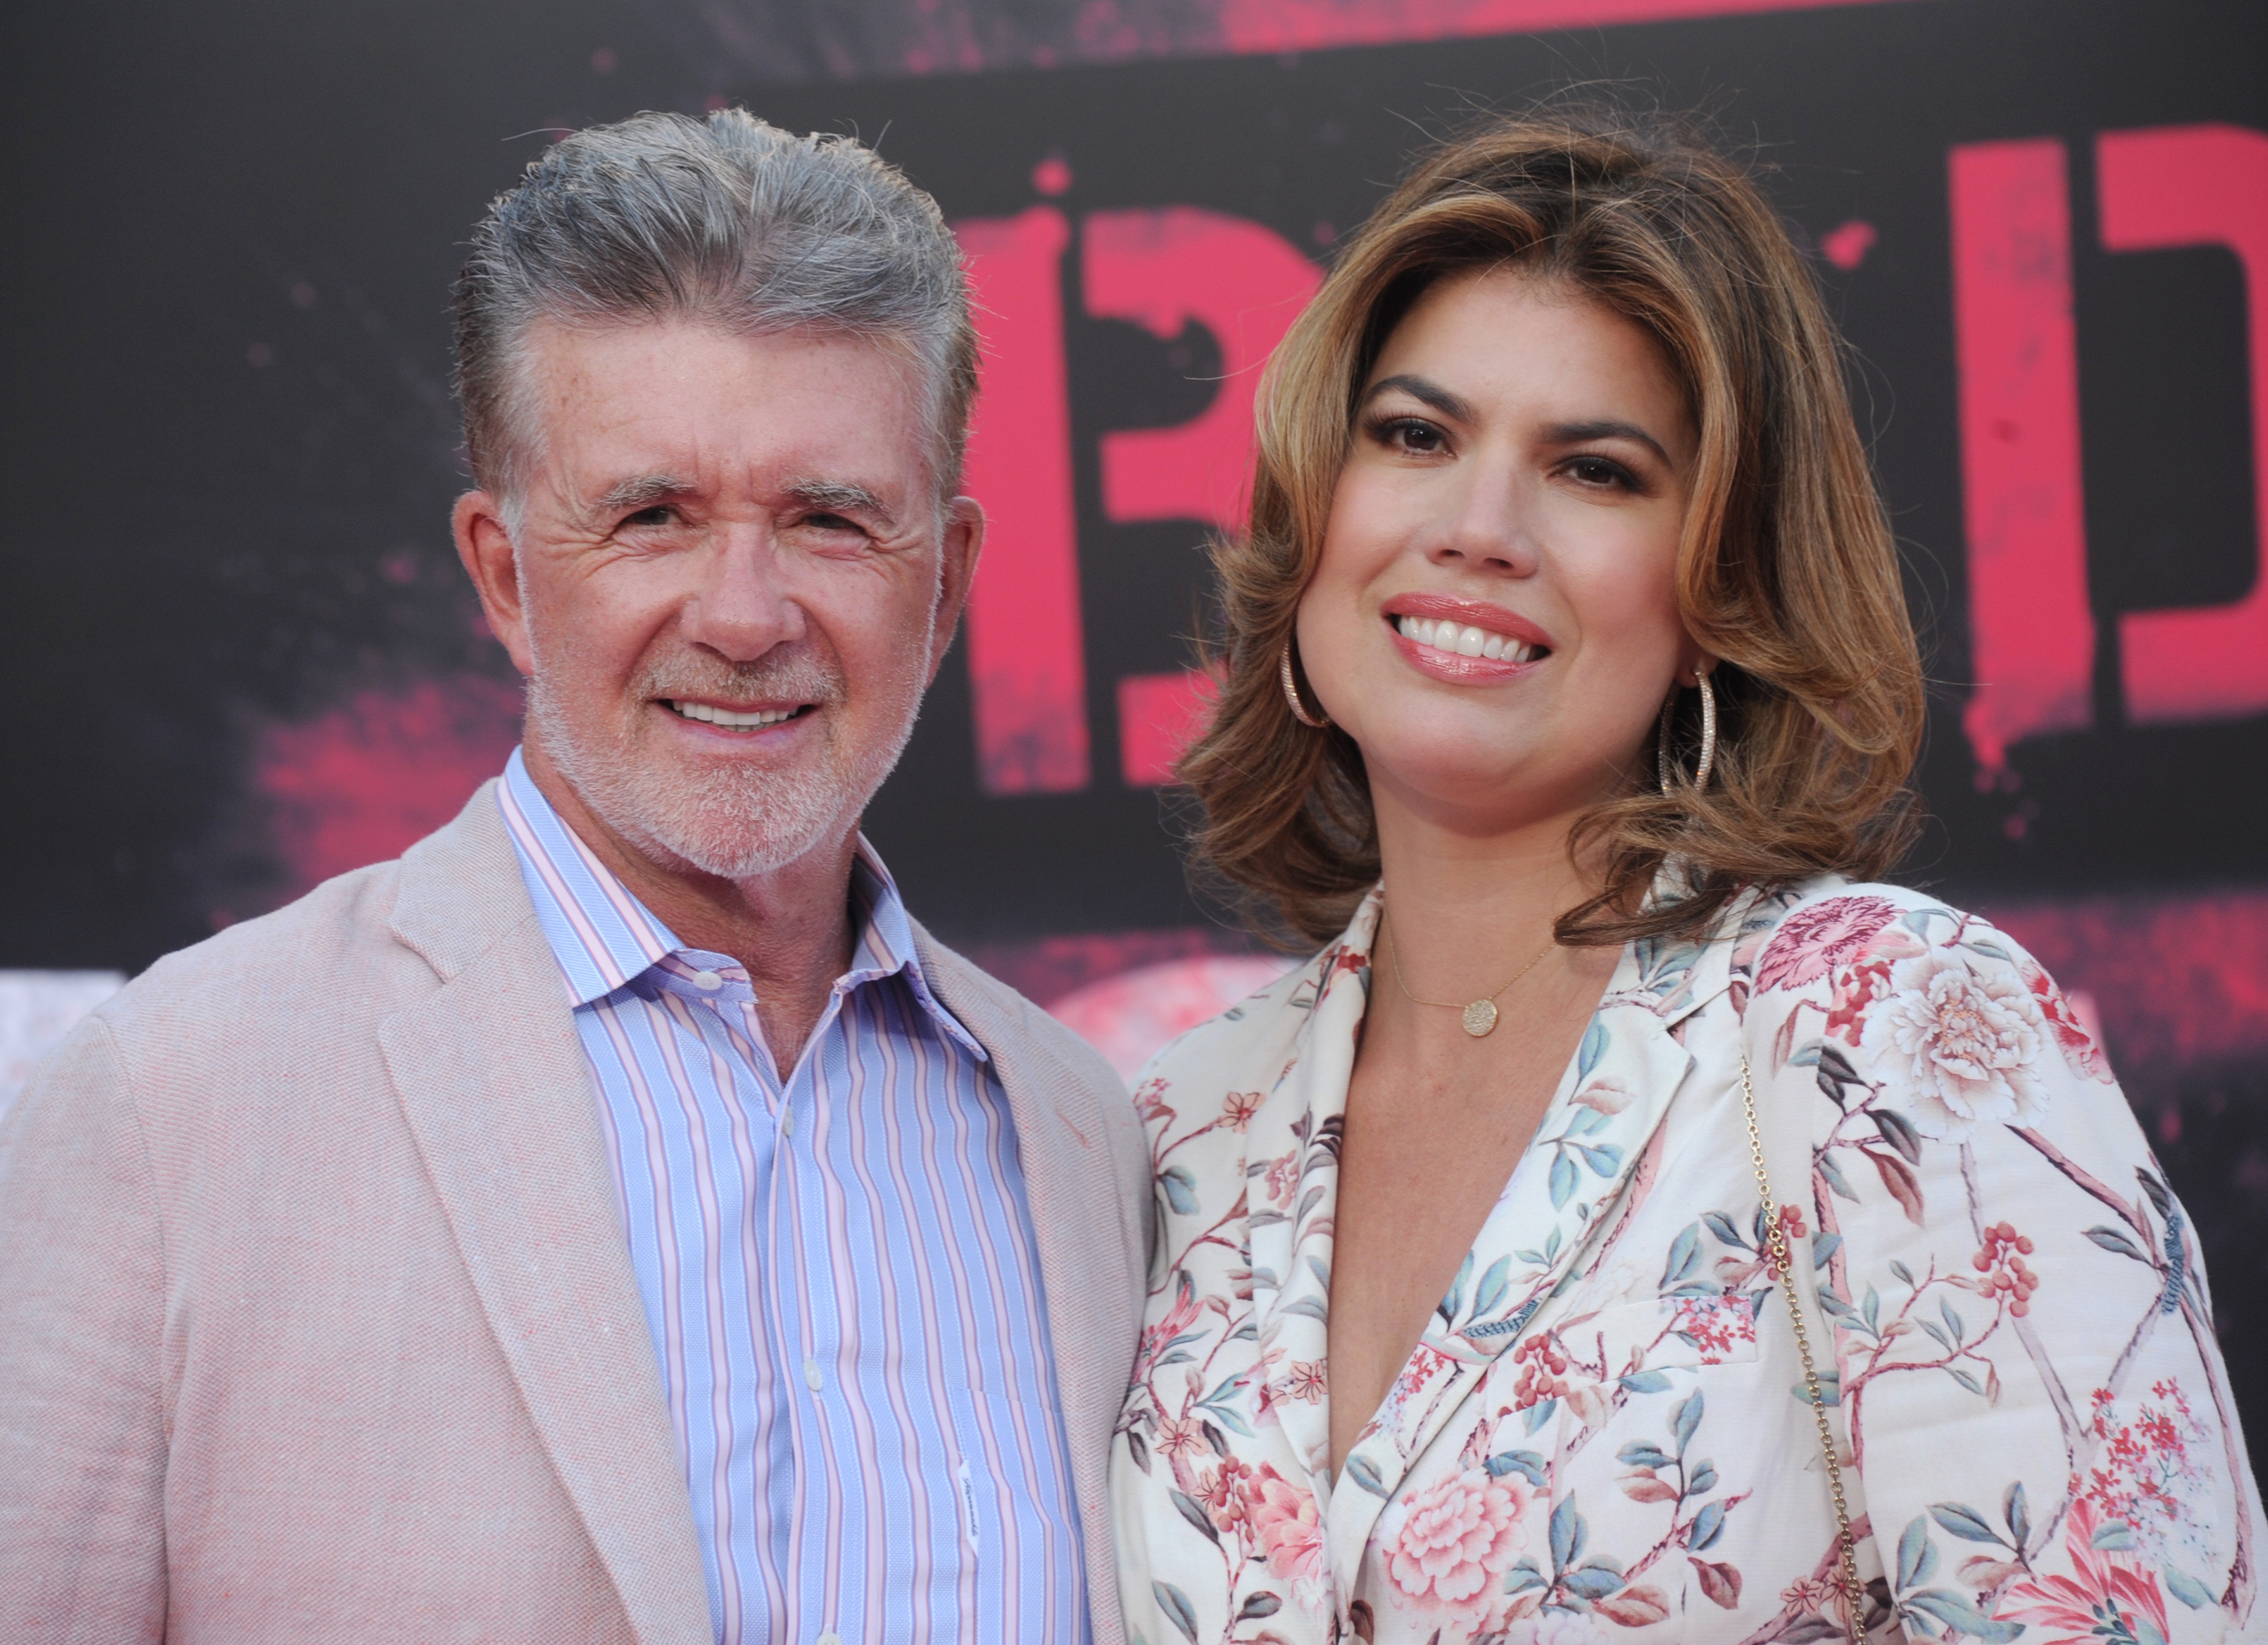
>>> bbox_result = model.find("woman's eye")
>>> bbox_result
[1378,417,1447,455]
[1564,456,1636,490]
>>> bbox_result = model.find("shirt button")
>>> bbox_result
[781,1107,796,1138]
[690,969,723,991]
[817,1634,843,1645]
[803,1357,824,1392]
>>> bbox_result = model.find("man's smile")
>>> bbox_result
[660,697,815,730]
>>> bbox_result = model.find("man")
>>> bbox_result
[0,111,1149,1644]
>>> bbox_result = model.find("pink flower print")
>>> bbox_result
[2082,1379,2211,1558]
[1755,895,1900,992]
[1671,1292,1760,1362]
[1320,941,1372,997]
[2027,965,2111,1081]
[1761,1202,1809,1278]
[1154,1414,1208,1461]
[1134,1273,1204,1382]
[1242,1464,1327,1594]
[1262,1150,1300,1208]
[1964,1221,2040,1317]
[1866,950,2049,1140]
[1823,955,1895,1046]
[2003,1498,2172,1645]
[1198,1456,1251,1541]
[1132,1077,1172,1125]
[1780,1574,1853,1632]
[1279,1360,1327,1404]
[1382,1468,1534,1606]
[1510,1334,1572,1411]
[1221,1089,1266,1131]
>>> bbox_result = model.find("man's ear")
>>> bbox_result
[926,494,986,686]
[453,490,538,677]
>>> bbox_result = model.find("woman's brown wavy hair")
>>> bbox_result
[1180,107,1926,949]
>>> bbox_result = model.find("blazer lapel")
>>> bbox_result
[381,790,711,1644]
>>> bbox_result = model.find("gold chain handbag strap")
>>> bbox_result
[1739,1051,1867,1643]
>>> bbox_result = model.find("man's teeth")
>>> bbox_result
[1395,614,1544,663]
[669,700,799,728]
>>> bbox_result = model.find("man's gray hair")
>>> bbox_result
[453,109,978,516]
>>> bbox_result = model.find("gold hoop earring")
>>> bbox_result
[1279,637,1331,729]
[1657,665,1718,796]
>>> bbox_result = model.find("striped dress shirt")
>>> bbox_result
[497,749,1088,1645]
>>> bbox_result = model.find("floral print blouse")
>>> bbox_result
[1110,879,2267,1645]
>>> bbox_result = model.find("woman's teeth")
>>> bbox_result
[669,700,799,729]
[1395,614,1544,663]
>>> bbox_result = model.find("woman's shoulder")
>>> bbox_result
[1737,874,1998,960]
[1731,873,2116,1128]
[1736,877,2078,1023]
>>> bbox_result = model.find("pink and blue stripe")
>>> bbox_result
[498,749,1086,1645]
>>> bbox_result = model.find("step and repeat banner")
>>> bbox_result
[4,0,2262,1454]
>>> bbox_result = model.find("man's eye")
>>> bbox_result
[621,505,675,528]
[802,513,862,533]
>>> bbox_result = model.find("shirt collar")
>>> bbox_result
[495,746,984,1059]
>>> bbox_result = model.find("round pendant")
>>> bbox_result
[1461,999,1499,1038]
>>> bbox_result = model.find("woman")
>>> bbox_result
[1110,110,2265,1645]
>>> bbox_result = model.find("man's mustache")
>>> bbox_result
[632,646,844,708]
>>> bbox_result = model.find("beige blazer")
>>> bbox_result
[0,784,1151,1643]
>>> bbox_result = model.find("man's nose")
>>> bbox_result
[680,526,806,661]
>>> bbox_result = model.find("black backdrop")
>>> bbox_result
[6,0,2264,1475]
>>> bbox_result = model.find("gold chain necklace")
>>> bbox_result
[1378,914,1556,1038]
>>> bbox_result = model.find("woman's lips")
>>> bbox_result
[1380,598,1553,684]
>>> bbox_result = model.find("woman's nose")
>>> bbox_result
[1423,467,1539,575]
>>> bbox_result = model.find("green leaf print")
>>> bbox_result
[1152,1581,1198,1644]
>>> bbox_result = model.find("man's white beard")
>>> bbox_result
[525,633,926,882]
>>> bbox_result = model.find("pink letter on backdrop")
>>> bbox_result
[1950,138,2095,778]
[1082,207,1321,530]
[2100,124,2268,726]
[1217,0,1906,54]
[1116,669,1220,787]
[955,206,1089,794]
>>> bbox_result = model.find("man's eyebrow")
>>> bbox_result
[1362,373,1477,424]
[785,479,895,528]
[1542,419,1675,468]
[593,473,696,514]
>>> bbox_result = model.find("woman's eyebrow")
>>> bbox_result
[1544,419,1674,468]
[1362,373,1476,424]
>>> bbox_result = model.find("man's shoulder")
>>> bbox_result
[97,782,528,1055]
[108,857,410,1029]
